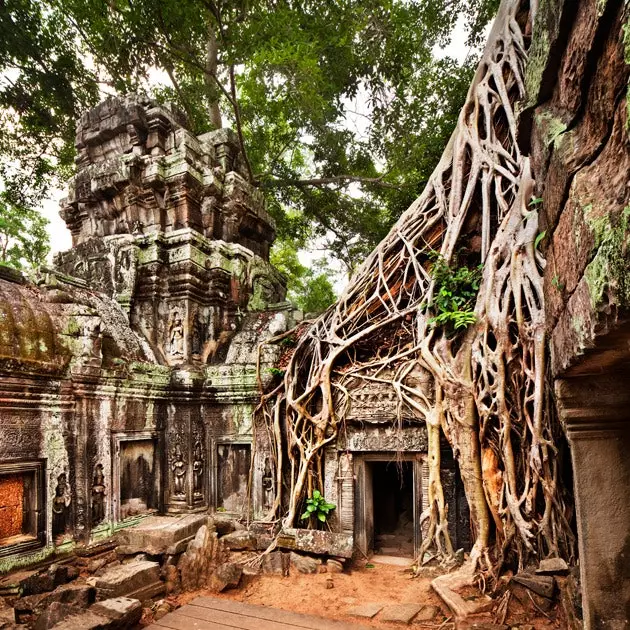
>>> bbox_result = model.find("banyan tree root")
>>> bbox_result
[254,0,575,585]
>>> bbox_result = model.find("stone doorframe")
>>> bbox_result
[352,452,424,559]
[0,459,46,558]
[556,369,630,630]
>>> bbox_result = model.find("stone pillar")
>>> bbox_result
[556,373,630,630]
[165,374,208,514]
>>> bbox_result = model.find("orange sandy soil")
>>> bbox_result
[164,561,565,629]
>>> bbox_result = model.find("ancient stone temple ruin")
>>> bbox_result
[0,95,468,578]
[2,2,630,628]
[0,95,292,566]
[0,94,472,577]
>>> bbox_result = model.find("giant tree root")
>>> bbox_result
[254,0,575,587]
[432,566,492,621]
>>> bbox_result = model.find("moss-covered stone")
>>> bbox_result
[584,207,630,308]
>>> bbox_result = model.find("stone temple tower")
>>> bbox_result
[55,95,286,367]
[0,94,294,563]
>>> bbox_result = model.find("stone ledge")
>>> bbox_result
[115,514,208,556]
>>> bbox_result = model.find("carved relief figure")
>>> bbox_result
[192,440,204,497]
[114,247,137,295]
[247,274,278,311]
[91,463,106,525]
[172,443,186,497]
[80,318,102,364]
[52,473,71,542]
[262,457,274,511]
[168,310,184,358]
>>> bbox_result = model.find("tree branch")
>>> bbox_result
[228,64,255,182]
[261,174,405,190]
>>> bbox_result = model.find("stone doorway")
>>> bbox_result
[112,431,160,522]
[213,441,251,517]
[371,460,415,557]
[354,453,422,560]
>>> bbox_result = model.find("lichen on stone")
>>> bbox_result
[584,206,630,308]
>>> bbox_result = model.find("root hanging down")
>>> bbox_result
[254,0,575,584]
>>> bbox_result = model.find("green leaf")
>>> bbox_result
[317,512,327,522]
[300,511,311,520]
[534,230,547,249]
[312,489,321,499]
[306,504,317,512]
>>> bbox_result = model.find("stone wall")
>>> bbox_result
[523,1,630,628]
[0,96,294,571]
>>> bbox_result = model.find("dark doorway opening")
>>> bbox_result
[371,460,414,557]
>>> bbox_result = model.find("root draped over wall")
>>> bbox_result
[254,0,575,585]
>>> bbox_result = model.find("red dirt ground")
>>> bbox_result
[170,561,565,629]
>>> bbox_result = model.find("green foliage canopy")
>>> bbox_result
[0,193,50,271]
[0,0,500,282]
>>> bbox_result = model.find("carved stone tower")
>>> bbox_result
[55,95,286,368]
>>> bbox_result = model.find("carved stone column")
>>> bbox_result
[165,375,208,514]
[555,372,630,630]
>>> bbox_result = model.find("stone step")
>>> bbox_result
[48,597,142,629]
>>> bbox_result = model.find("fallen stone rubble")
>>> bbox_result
[0,514,350,629]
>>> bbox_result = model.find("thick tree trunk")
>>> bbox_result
[205,24,223,130]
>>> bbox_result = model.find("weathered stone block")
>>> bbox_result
[18,583,96,618]
[179,525,225,592]
[91,597,142,627]
[261,551,289,576]
[209,562,242,593]
[92,560,161,600]
[289,552,318,574]
[277,528,353,558]
[537,558,569,575]
[33,602,81,630]
[347,603,383,619]
[511,574,555,599]
[221,529,257,551]
[115,514,207,556]
[380,603,422,624]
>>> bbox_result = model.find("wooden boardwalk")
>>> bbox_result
[148,596,369,630]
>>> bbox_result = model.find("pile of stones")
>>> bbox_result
[0,514,352,629]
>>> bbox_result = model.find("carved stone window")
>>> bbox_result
[0,460,45,557]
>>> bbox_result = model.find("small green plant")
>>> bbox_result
[534,230,547,250]
[280,335,297,348]
[529,196,544,206]
[267,367,286,377]
[300,489,336,523]
[424,253,483,334]
[551,275,565,290]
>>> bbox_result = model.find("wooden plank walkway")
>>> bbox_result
[148,596,370,630]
